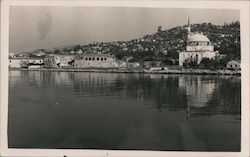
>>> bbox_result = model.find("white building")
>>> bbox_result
[44,54,74,68]
[9,58,44,68]
[226,60,241,70]
[74,54,118,68]
[179,20,219,66]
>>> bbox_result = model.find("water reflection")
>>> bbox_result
[8,71,241,151]
[9,71,241,116]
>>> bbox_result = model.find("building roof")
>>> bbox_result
[75,53,114,57]
[9,57,43,60]
[179,51,215,53]
[227,60,241,64]
[188,33,210,42]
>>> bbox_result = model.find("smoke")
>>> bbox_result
[37,12,52,40]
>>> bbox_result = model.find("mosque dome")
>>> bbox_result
[188,33,210,42]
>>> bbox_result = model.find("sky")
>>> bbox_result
[9,6,240,53]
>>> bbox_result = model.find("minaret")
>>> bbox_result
[187,17,191,38]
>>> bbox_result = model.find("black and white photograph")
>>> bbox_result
[0,1,249,157]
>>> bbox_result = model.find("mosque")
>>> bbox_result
[179,19,220,66]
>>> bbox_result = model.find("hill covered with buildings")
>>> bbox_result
[20,21,240,65]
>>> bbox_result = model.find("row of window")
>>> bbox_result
[188,41,210,46]
[183,54,200,58]
[229,64,239,68]
[80,57,110,61]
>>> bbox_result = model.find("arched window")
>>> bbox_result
[97,58,99,61]
[104,58,106,61]
[101,58,103,61]
[195,54,199,60]
[89,57,91,60]
[92,57,95,60]
[85,57,88,60]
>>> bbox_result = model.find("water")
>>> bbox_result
[8,71,241,151]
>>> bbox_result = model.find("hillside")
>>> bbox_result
[28,21,240,63]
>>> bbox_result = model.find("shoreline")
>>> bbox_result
[9,68,241,76]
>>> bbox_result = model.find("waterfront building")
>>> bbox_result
[44,55,56,68]
[116,60,127,68]
[127,62,140,68]
[9,58,23,68]
[9,58,43,68]
[74,54,118,68]
[143,61,162,68]
[226,60,241,70]
[179,20,219,66]
[27,58,44,68]
[44,54,74,68]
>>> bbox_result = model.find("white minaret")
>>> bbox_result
[187,17,191,38]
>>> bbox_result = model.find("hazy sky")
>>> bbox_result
[9,6,240,53]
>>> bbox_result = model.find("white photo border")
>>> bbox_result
[1,1,249,157]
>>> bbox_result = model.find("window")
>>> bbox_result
[101,58,103,61]
[92,57,95,60]
[89,57,91,60]
[195,54,198,60]
[104,58,107,61]
[85,57,88,60]
[97,58,99,61]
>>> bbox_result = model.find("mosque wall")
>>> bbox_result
[179,51,218,66]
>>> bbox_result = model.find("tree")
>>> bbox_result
[74,44,81,51]
[200,57,228,69]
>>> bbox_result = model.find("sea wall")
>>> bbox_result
[9,68,241,76]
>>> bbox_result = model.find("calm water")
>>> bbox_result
[8,71,241,151]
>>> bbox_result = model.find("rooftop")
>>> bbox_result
[188,33,210,42]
